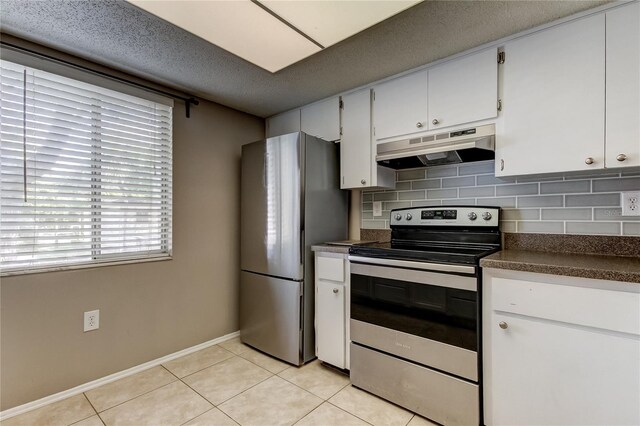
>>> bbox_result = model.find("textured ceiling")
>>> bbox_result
[0,0,610,118]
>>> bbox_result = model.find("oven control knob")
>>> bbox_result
[468,212,478,221]
[406,213,413,221]
[395,213,402,221]
[482,212,492,221]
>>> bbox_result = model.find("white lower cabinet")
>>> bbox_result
[483,269,640,426]
[314,251,350,369]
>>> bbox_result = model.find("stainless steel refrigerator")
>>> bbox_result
[240,132,348,365]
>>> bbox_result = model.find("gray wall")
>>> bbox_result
[0,98,264,410]
[362,160,640,236]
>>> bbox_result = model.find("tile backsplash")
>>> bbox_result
[361,160,640,236]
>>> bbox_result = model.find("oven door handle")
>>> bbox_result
[348,255,476,275]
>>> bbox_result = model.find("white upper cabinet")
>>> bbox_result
[497,14,606,176]
[373,70,428,140]
[341,89,395,189]
[266,109,301,138]
[428,48,498,130]
[373,51,499,142]
[341,89,372,189]
[301,96,341,141]
[606,2,640,169]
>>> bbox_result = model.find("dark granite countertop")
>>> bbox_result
[311,244,351,254]
[312,240,380,254]
[481,250,640,284]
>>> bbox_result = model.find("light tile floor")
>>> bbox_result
[1,338,438,426]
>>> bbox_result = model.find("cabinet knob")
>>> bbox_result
[499,321,508,329]
[360,179,366,185]
[333,288,339,294]
[432,119,439,125]
[416,122,424,128]
[617,154,627,162]
[585,157,595,165]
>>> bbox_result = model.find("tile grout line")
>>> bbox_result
[167,348,236,381]
[193,359,276,407]
[90,378,180,417]
[291,402,326,426]
[276,366,350,401]
[324,399,376,426]
[161,363,221,412]
[80,393,98,416]
[64,394,101,426]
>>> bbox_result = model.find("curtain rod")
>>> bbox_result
[1,40,199,118]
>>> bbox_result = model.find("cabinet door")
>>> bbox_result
[266,109,301,138]
[497,15,605,176]
[341,89,372,189]
[301,97,341,141]
[373,70,428,140]
[606,2,640,168]
[489,313,640,425]
[428,48,498,130]
[316,280,345,368]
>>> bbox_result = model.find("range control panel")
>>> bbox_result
[391,206,500,227]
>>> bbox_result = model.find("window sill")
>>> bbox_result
[0,255,173,277]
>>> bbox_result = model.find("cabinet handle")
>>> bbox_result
[500,159,504,171]
[333,288,339,294]
[416,122,424,128]
[361,179,366,185]
[617,154,627,162]
[499,321,508,329]
[585,157,595,165]
[432,119,439,125]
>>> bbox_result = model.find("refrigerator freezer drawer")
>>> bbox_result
[240,271,302,365]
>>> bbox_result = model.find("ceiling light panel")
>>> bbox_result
[260,0,422,48]
[128,0,321,73]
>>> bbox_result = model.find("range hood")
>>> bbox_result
[376,124,495,169]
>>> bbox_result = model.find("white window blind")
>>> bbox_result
[0,60,173,274]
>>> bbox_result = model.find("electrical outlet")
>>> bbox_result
[622,191,640,216]
[84,310,99,332]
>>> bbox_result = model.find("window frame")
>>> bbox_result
[0,60,174,276]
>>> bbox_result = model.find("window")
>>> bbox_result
[0,60,173,274]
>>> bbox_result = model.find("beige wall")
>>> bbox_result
[0,99,264,410]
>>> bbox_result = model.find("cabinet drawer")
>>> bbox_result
[317,256,345,282]
[492,277,640,335]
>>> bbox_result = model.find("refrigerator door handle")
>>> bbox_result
[300,229,305,275]
[263,152,268,187]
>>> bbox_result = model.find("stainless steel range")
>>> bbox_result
[349,206,501,426]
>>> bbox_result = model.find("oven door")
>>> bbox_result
[349,257,479,381]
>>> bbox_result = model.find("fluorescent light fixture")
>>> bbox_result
[128,0,321,73]
[128,0,422,73]
[261,0,421,48]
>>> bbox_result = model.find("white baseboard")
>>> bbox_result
[0,330,240,421]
